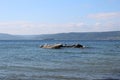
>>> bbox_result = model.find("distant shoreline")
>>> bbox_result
[0,40,120,41]
[0,31,120,40]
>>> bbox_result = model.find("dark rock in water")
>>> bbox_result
[73,44,84,48]
[40,43,84,49]
[40,45,44,48]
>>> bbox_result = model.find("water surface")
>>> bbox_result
[0,40,120,80]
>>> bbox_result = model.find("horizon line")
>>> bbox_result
[0,30,120,35]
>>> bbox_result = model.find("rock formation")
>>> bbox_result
[40,43,84,49]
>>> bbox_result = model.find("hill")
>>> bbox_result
[0,33,22,40]
[0,31,120,40]
[33,31,120,40]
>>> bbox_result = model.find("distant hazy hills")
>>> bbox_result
[0,31,120,40]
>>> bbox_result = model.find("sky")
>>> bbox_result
[0,0,120,35]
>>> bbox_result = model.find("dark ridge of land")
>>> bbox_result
[0,31,120,40]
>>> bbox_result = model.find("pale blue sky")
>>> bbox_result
[0,0,120,34]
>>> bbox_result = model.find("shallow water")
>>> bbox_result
[0,40,120,80]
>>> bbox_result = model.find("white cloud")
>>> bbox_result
[0,22,85,27]
[88,12,120,20]
[0,21,85,34]
[0,20,119,35]
[89,21,120,32]
[94,22,101,26]
[83,12,120,32]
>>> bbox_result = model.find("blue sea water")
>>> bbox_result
[0,40,120,80]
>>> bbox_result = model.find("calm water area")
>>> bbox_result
[0,40,120,80]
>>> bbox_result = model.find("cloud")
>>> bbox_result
[0,21,85,34]
[88,12,120,20]
[89,21,120,32]
[84,12,120,32]
[0,22,85,27]
[0,20,119,35]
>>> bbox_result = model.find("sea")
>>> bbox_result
[0,40,120,80]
